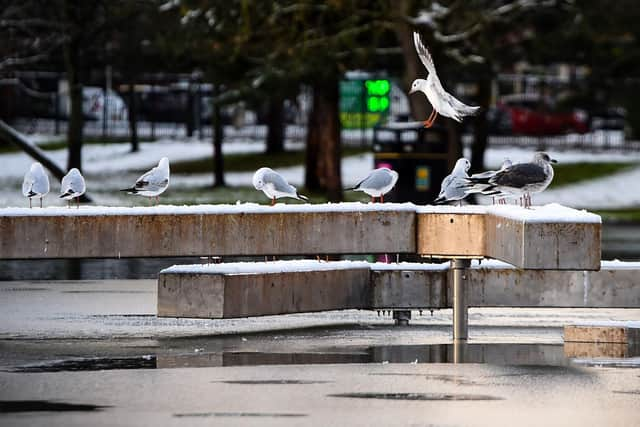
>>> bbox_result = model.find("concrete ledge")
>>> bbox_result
[158,261,371,318]
[0,203,600,271]
[0,204,415,258]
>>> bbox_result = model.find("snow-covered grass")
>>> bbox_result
[3,135,640,209]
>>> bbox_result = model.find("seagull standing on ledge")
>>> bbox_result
[121,157,170,205]
[349,167,399,203]
[22,162,50,208]
[434,158,470,205]
[59,168,86,208]
[465,152,557,208]
[409,31,480,128]
[253,167,308,206]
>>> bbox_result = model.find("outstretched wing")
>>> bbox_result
[413,31,438,77]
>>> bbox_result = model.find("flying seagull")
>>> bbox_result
[349,167,399,203]
[121,157,170,204]
[253,167,308,206]
[409,31,480,128]
[59,168,86,208]
[22,162,50,208]
[465,152,557,208]
[434,158,471,205]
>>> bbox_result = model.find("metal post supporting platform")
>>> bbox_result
[451,258,471,341]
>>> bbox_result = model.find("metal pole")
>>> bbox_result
[451,258,471,341]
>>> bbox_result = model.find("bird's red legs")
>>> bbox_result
[422,109,436,127]
[271,197,276,206]
[76,197,80,209]
[423,110,439,128]
[380,194,384,203]
[40,198,43,208]
[371,196,376,203]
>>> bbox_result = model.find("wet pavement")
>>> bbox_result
[1,279,639,426]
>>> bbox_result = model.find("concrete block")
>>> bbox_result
[485,214,601,270]
[564,325,640,344]
[158,262,371,318]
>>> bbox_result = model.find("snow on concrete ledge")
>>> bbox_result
[486,203,602,223]
[370,261,449,271]
[0,202,418,217]
[415,205,487,214]
[161,260,372,275]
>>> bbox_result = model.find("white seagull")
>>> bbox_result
[253,167,308,205]
[22,162,50,208]
[59,168,86,208]
[349,167,399,203]
[409,31,480,128]
[465,152,557,208]
[434,158,471,205]
[121,157,170,204]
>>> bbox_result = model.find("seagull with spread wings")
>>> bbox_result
[409,31,480,128]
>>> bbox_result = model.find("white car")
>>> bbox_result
[58,84,128,121]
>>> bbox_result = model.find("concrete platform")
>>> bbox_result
[0,203,601,270]
[157,260,640,319]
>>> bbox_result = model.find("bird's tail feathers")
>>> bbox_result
[59,190,73,198]
[120,187,138,194]
[433,195,447,205]
[296,193,309,202]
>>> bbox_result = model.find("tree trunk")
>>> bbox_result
[265,97,285,154]
[305,79,342,202]
[212,84,225,187]
[63,0,84,172]
[65,59,84,171]
[394,0,429,121]
[128,82,139,152]
[470,74,492,174]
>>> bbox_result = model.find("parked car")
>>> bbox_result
[489,94,589,136]
[58,86,128,121]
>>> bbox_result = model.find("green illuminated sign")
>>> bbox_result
[340,77,391,128]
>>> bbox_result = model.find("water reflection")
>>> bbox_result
[12,342,630,372]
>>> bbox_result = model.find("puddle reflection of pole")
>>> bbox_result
[451,258,471,363]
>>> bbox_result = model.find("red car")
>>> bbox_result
[490,94,589,136]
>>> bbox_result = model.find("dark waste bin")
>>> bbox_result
[372,122,456,204]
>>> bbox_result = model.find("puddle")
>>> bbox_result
[329,392,504,401]
[173,412,307,418]
[8,356,156,373]
[0,400,108,413]
[6,343,639,373]
[213,380,330,385]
